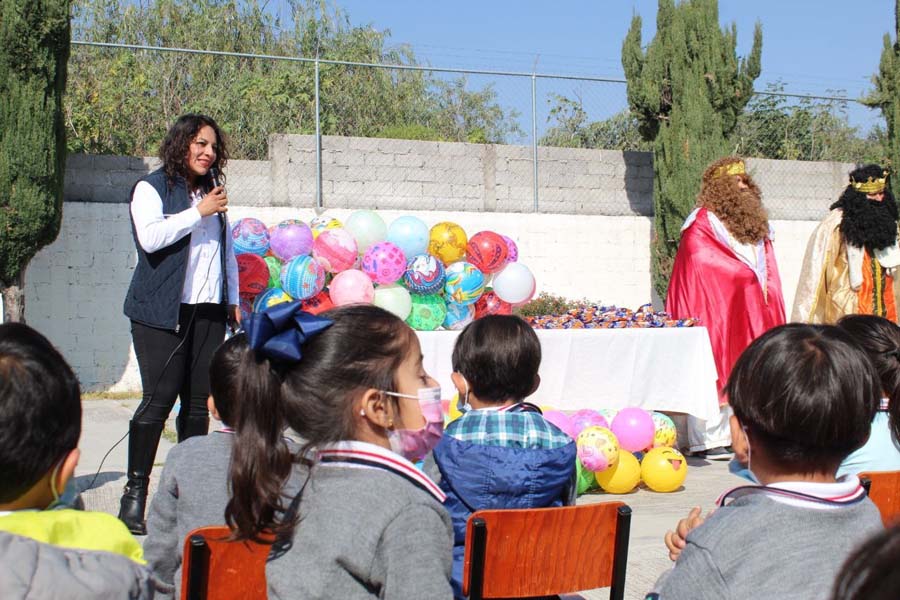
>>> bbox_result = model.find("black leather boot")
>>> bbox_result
[176,413,209,442]
[117,420,164,535]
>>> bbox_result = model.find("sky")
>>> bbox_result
[271,0,897,138]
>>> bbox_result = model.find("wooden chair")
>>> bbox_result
[180,525,273,600]
[860,470,900,526]
[462,502,631,600]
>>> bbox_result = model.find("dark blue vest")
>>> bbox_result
[123,168,192,330]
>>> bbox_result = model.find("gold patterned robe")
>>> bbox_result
[792,209,900,324]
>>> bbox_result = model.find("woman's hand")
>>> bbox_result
[197,186,228,217]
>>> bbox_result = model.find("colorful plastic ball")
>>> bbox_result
[231,218,270,256]
[473,290,513,318]
[576,426,620,473]
[570,409,610,436]
[309,216,342,239]
[345,210,387,254]
[576,458,597,495]
[313,228,358,273]
[253,287,292,312]
[492,262,536,304]
[236,253,270,298]
[443,261,485,306]
[362,241,407,284]
[403,254,446,294]
[329,269,375,306]
[387,216,430,260]
[598,408,619,423]
[501,235,519,263]
[447,393,463,422]
[268,220,313,262]
[595,451,641,494]
[406,294,447,331]
[299,290,334,315]
[372,284,413,320]
[428,222,467,265]
[264,256,282,289]
[239,296,253,323]
[641,447,688,492]
[611,407,656,453]
[443,302,475,331]
[651,412,678,448]
[466,231,509,274]
[542,410,577,438]
[279,255,325,301]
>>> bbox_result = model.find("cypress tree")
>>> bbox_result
[622,0,761,298]
[0,0,70,322]
[865,0,900,190]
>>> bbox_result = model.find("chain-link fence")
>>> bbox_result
[68,41,880,217]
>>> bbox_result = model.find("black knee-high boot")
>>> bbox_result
[117,420,164,535]
[176,414,209,442]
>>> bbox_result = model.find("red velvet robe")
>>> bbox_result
[666,208,786,398]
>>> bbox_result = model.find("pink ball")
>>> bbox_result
[501,235,518,263]
[268,219,314,262]
[329,269,375,306]
[610,407,656,452]
[362,241,407,284]
[313,228,358,273]
[570,409,610,436]
[542,410,576,438]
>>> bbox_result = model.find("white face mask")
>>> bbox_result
[457,377,472,414]
[382,386,444,461]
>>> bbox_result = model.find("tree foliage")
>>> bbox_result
[622,0,761,298]
[0,0,71,320]
[540,95,651,151]
[67,0,520,159]
[865,0,900,191]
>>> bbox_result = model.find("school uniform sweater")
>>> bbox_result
[648,478,883,600]
[266,441,455,600]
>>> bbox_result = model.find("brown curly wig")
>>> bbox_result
[158,114,228,188]
[697,157,769,245]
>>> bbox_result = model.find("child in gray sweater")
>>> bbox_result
[143,333,294,599]
[652,324,884,600]
[227,303,454,599]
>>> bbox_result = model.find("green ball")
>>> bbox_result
[576,457,597,495]
[406,294,447,331]
[264,256,282,289]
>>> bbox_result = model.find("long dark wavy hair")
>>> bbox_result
[831,164,898,251]
[225,305,415,542]
[837,315,900,445]
[158,113,228,187]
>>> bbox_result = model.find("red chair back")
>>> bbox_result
[180,525,272,600]
[462,502,631,600]
[860,470,900,526]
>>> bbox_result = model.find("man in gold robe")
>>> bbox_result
[793,164,900,323]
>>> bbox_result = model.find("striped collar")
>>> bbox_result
[717,474,867,510]
[317,441,446,503]
[478,402,542,414]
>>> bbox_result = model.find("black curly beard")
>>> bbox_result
[831,188,899,251]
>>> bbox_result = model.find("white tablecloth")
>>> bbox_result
[416,327,720,421]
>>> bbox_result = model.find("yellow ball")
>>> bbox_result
[428,222,467,265]
[641,447,688,492]
[595,451,641,494]
[447,392,463,423]
[310,216,342,239]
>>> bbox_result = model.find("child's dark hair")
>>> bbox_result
[208,333,250,427]
[837,315,900,443]
[725,323,879,473]
[226,305,415,541]
[0,323,81,503]
[451,314,540,403]
[159,113,228,186]
[831,524,900,600]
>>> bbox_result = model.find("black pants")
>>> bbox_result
[130,303,226,427]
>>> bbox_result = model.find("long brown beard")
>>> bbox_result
[698,182,769,245]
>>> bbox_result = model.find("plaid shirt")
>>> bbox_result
[445,403,572,449]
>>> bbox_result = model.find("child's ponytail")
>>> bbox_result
[225,348,292,541]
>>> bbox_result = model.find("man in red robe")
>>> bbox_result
[666,157,786,458]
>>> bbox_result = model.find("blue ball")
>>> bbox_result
[280,255,325,300]
[443,302,475,330]
[253,287,293,312]
[403,254,446,295]
[232,218,270,256]
[387,216,430,259]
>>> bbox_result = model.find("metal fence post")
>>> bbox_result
[314,58,323,212]
[531,72,538,213]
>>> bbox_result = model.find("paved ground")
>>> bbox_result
[78,399,740,600]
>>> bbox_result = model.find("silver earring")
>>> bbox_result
[359,409,366,416]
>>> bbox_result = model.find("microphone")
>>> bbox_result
[209,167,226,226]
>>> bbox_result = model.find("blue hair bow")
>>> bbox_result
[244,300,333,363]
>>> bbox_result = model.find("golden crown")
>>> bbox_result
[713,160,746,179]
[850,171,889,194]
